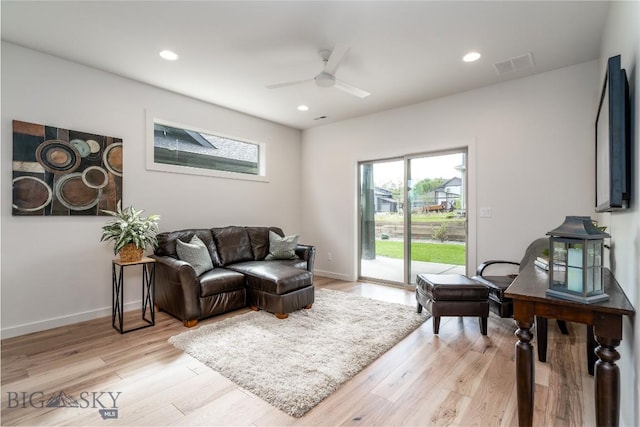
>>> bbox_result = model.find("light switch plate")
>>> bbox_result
[479,207,492,218]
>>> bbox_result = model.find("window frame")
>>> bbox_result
[146,113,268,182]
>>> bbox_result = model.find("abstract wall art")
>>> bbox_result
[12,120,123,216]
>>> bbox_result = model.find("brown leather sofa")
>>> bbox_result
[151,226,315,326]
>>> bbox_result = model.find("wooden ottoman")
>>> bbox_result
[416,273,489,335]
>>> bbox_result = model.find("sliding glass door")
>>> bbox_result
[359,150,467,286]
[407,153,467,284]
[359,160,405,283]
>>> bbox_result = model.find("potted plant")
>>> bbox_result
[100,201,161,262]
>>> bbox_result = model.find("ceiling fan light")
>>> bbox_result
[463,51,481,63]
[315,72,335,87]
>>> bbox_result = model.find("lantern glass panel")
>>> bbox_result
[551,240,567,290]
[586,266,603,294]
[586,241,603,295]
[587,241,601,267]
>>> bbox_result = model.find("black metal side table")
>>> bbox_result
[112,257,156,334]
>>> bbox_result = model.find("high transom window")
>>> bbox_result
[147,117,266,181]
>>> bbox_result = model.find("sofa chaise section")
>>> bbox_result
[228,261,314,318]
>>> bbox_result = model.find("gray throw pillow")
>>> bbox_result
[265,230,299,260]
[176,235,213,276]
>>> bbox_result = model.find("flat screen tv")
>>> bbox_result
[595,55,631,212]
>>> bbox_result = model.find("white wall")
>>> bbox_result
[302,61,598,281]
[597,2,640,426]
[1,42,303,338]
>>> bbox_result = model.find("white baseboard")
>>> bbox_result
[313,269,354,282]
[3,269,353,339]
[1,300,143,339]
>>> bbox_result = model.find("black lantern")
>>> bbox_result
[545,216,610,303]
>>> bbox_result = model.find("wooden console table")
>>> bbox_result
[505,264,634,427]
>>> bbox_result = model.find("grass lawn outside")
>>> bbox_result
[375,240,465,265]
[375,213,466,223]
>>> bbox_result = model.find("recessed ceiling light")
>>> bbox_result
[297,105,309,111]
[159,50,179,61]
[463,51,481,63]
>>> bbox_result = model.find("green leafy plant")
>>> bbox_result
[100,201,160,254]
[592,220,607,232]
[432,223,448,242]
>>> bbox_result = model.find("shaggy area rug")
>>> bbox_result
[168,288,429,417]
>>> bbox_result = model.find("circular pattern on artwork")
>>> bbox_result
[86,139,101,153]
[70,139,91,157]
[12,176,53,212]
[55,173,101,211]
[35,139,81,174]
[102,142,123,177]
[84,139,103,161]
[82,166,109,189]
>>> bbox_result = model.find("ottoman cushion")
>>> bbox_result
[228,261,312,295]
[417,274,488,300]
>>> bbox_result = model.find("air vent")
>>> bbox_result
[493,52,535,76]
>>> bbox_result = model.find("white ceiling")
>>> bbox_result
[1,1,609,130]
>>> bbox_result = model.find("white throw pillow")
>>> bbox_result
[265,230,299,260]
[176,234,213,276]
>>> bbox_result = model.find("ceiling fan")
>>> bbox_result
[266,44,370,99]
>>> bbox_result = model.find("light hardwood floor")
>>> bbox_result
[1,277,595,426]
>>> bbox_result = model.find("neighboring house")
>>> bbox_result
[374,187,399,213]
[432,177,461,207]
[411,177,461,212]
[154,123,259,174]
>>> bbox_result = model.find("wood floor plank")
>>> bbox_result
[456,353,516,426]
[500,383,519,427]
[547,329,584,425]
[368,329,440,403]
[437,345,492,397]
[427,390,473,426]
[1,277,597,426]
[378,369,470,426]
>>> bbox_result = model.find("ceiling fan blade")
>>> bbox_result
[323,44,350,75]
[334,79,370,99]
[266,78,312,89]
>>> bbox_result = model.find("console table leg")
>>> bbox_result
[535,316,548,362]
[587,325,596,376]
[515,320,535,427]
[594,335,621,427]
